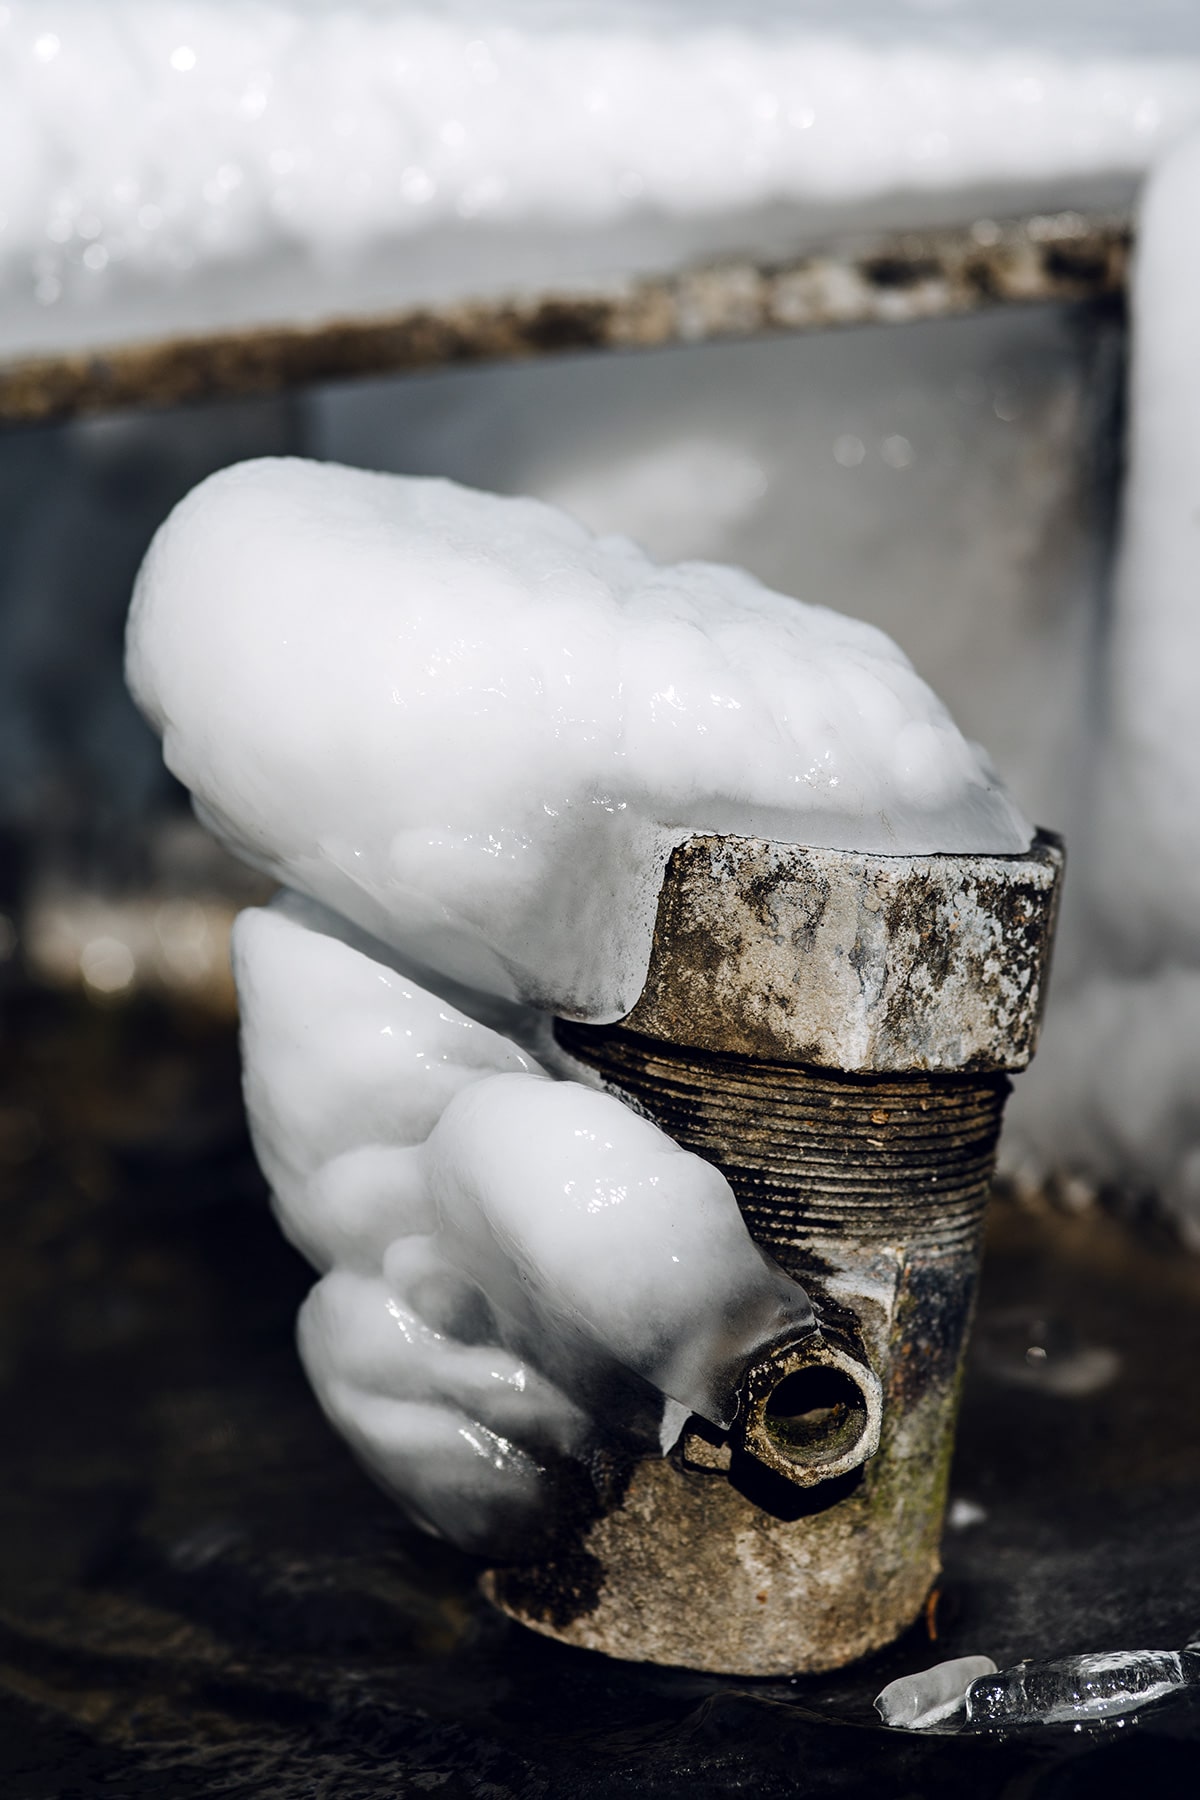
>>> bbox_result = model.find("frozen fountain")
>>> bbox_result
[126,456,1061,1674]
[4,4,1200,1785]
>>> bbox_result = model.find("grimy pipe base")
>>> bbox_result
[488,1038,1005,1675]
[485,831,1062,1675]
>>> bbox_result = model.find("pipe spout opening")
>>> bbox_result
[738,1334,882,1488]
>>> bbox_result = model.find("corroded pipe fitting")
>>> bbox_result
[738,1328,882,1489]
[488,829,1062,1676]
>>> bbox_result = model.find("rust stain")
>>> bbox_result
[0,216,1129,426]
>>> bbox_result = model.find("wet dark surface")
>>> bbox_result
[2,985,1199,1798]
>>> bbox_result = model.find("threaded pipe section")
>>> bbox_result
[553,1020,1007,1265]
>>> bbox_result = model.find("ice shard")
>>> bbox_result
[875,1655,998,1730]
[965,1650,1193,1726]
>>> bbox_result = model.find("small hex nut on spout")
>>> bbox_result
[738,1331,883,1487]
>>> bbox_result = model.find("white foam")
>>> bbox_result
[128,457,1029,1022]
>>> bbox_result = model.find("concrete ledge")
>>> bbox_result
[0,213,1129,426]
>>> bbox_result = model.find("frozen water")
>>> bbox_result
[231,892,544,1274]
[131,457,1033,1554]
[310,304,1102,848]
[128,458,1029,1025]
[965,1651,1192,1726]
[299,1269,590,1557]
[1092,132,1200,973]
[881,1646,1200,1735]
[416,1071,813,1431]
[1002,131,1200,1243]
[237,895,814,1552]
[7,3,1200,360]
[875,1655,998,1730]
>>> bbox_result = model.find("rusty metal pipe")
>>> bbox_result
[738,1326,882,1488]
[487,829,1062,1675]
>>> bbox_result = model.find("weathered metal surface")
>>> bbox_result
[738,1329,883,1489]
[492,1033,1005,1673]
[552,1033,1009,1264]
[489,832,1059,1673]
[0,213,1128,425]
[620,830,1064,1074]
[489,1390,949,1676]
